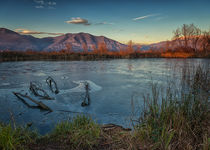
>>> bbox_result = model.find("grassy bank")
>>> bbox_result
[132,65,210,149]
[0,65,209,150]
[0,50,210,62]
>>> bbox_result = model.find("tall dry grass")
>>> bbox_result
[133,64,210,149]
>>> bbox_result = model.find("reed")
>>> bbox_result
[133,64,210,149]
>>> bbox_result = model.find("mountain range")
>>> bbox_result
[0,28,164,52]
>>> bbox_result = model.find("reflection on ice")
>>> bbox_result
[61,80,102,94]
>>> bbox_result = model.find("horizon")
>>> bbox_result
[1,0,210,44]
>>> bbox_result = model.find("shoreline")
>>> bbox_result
[0,51,210,62]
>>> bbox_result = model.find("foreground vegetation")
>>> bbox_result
[133,65,210,149]
[0,65,209,150]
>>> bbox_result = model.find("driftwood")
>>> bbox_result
[13,92,52,112]
[81,82,91,107]
[29,81,53,100]
[46,76,59,94]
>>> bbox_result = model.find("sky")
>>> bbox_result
[0,0,210,44]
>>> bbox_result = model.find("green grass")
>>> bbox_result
[0,123,38,150]
[0,116,100,150]
[51,115,101,149]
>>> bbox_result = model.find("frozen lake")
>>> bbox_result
[0,59,209,134]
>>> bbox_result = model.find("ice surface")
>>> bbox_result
[60,80,102,94]
[0,59,208,134]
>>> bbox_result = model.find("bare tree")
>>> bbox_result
[201,30,210,51]
[192,28,201,51]
[181,24,195,48]
[172,28,182,47]
[173,24,202,51]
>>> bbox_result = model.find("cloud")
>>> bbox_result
[15,29,64,35]
[48,1,56,5]
[65,17,114,26]
[133,14,159,21]
[34,0,56,9]
[65,17,91,25]
[95,22,114,25]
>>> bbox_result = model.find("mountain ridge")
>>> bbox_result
[0,28,163,51]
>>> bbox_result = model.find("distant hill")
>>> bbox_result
[0,28,52,51]
[0,28,170,52]
[0,28,127,51]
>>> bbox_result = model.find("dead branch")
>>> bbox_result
[29,81,53,100]
[46,76,59,94]
[13,92,52,112]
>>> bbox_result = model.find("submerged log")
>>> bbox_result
[46,76,59,94]
[29,81,53,100]
[13,92,52,112]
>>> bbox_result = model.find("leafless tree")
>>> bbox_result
[173,24,202,51]
[201,30,210,51]
[191,25,201,51]
[181,24,195,48]
[172,28,182,47]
